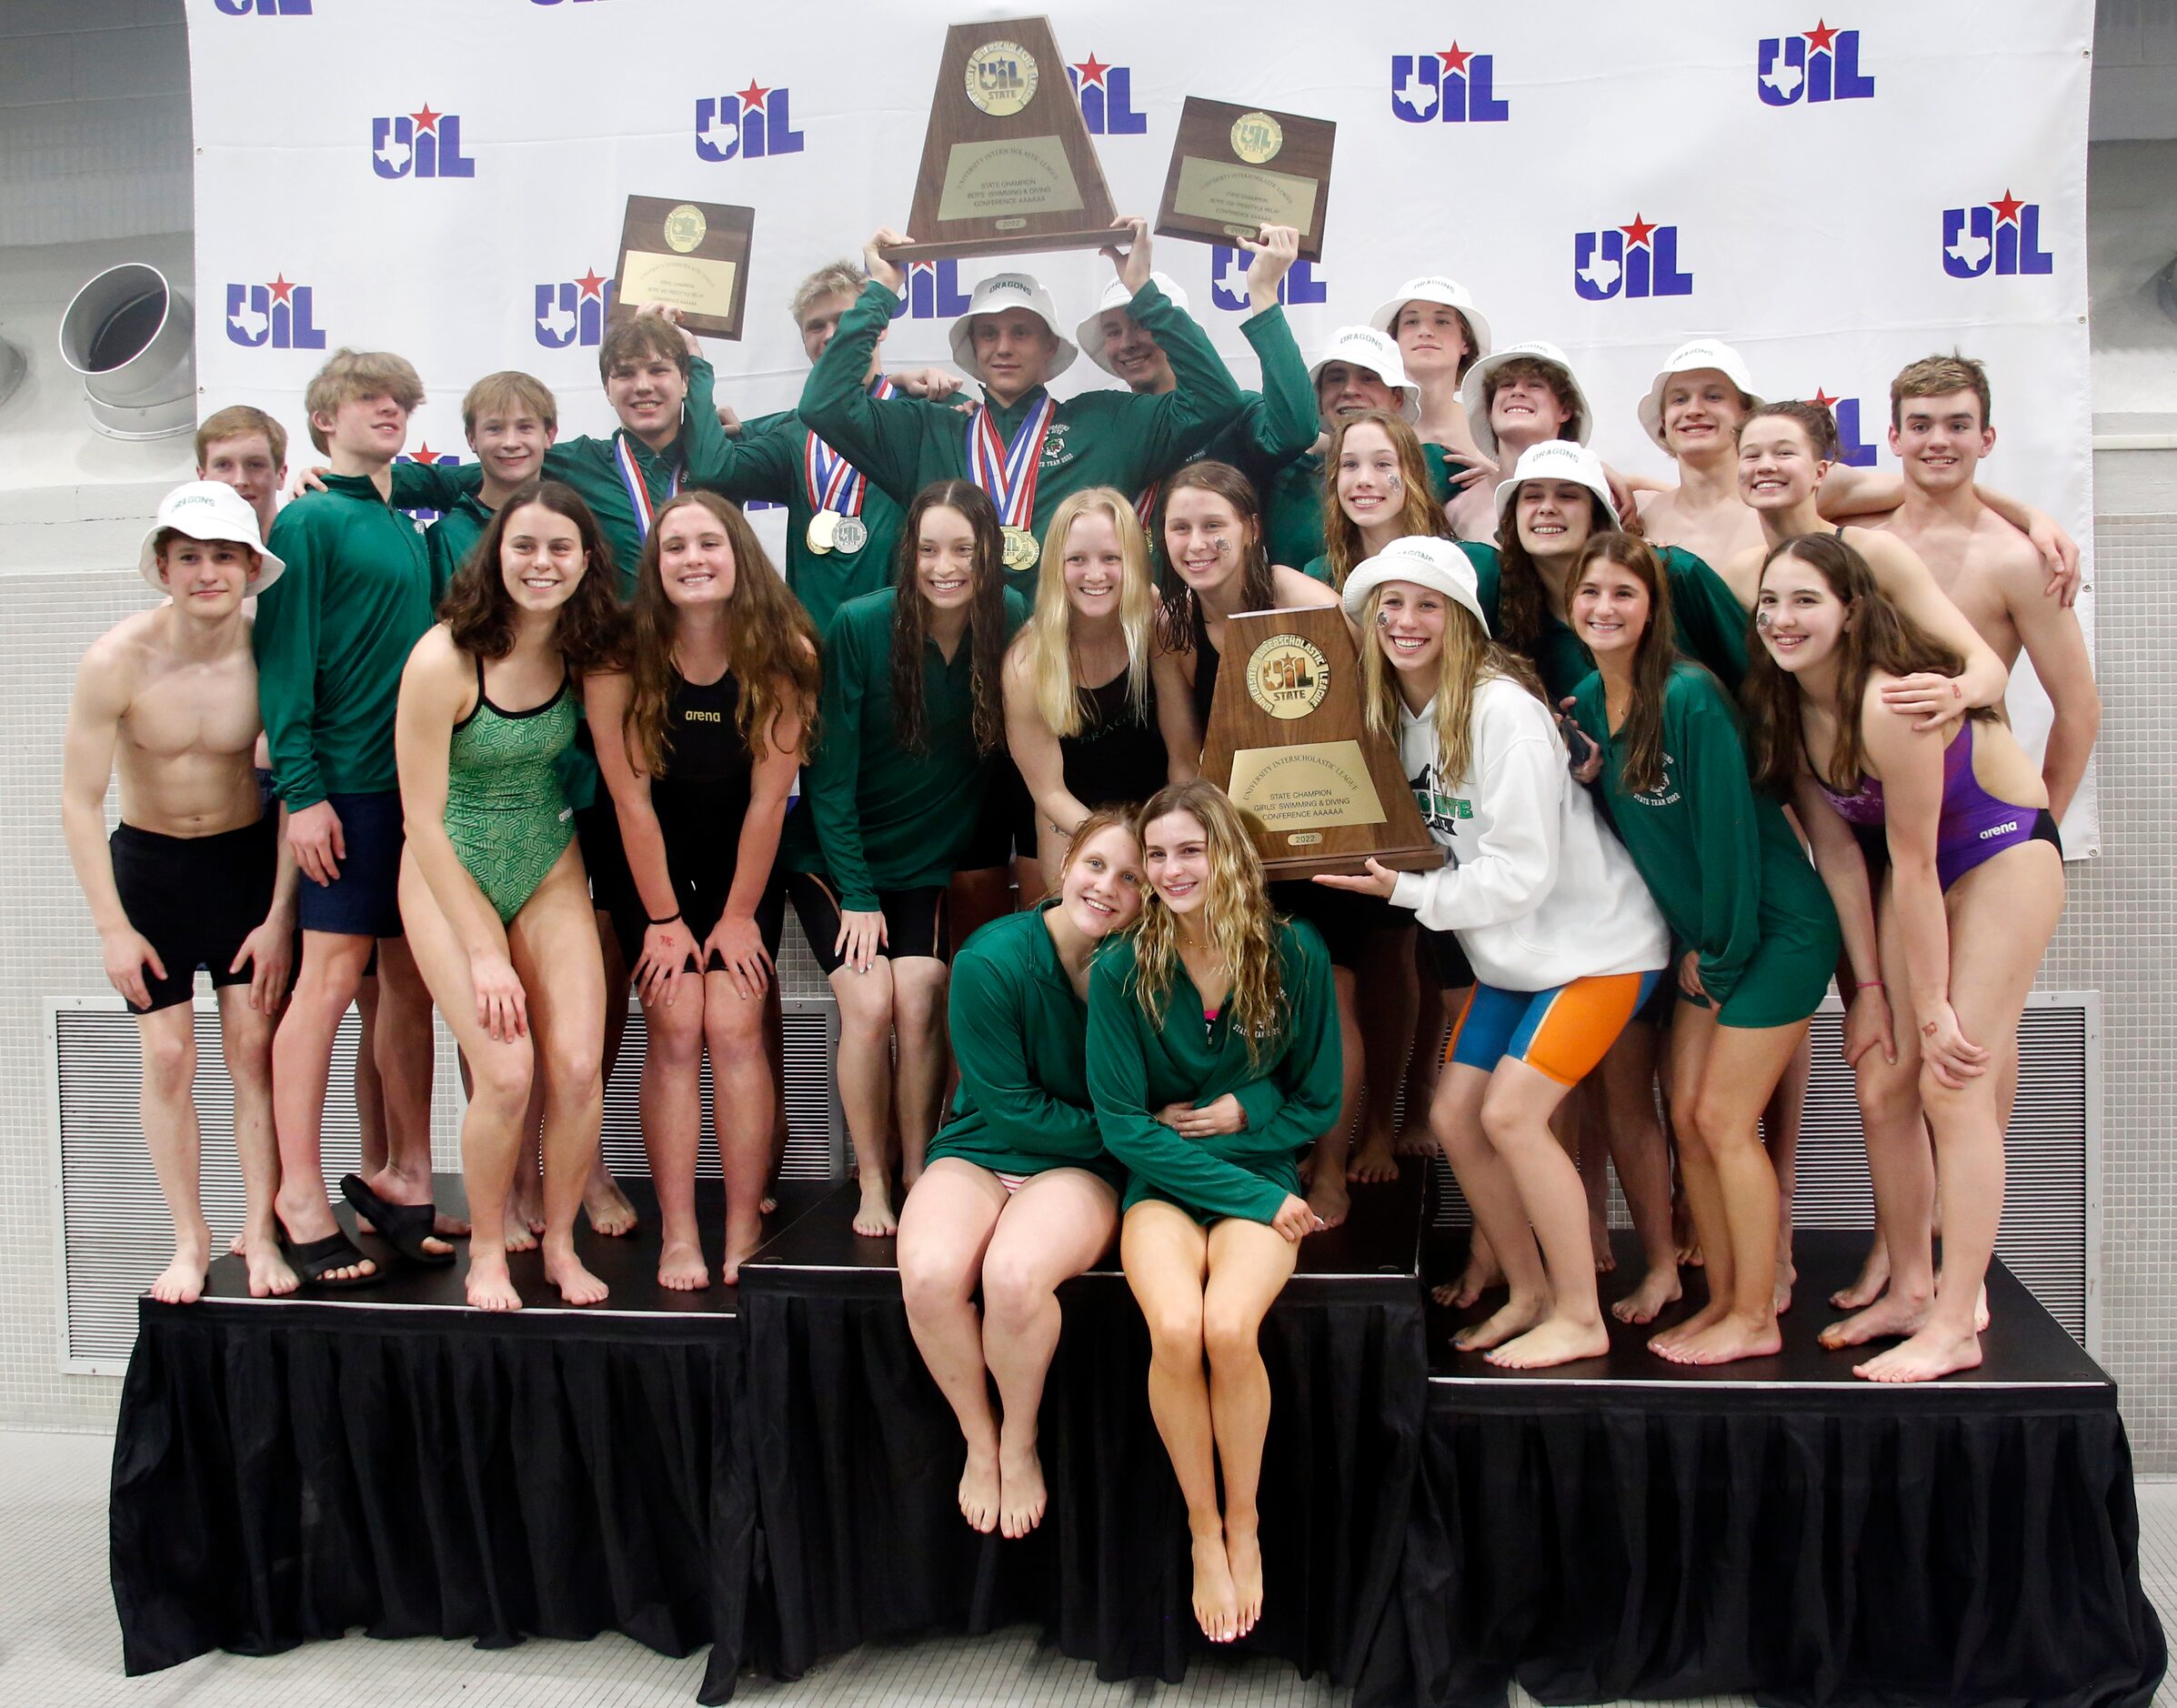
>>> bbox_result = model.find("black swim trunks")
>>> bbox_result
[109,813,279,1013]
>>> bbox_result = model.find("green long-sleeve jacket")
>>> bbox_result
[702,395,908,634]
[1570,662,1834,1010]
[1086,919,1341,1224]
[1292,449,1482,585]
[1162,306,1319,563]
[423,487,491,596]
[255,474,436,809]
[800,278,1245,592]
[387,355,735,596]
[924,907,1122,1185]
[784,585,1028,909]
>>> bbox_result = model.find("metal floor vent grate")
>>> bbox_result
[1424,993,2099,1347]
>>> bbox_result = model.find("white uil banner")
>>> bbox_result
[183,0,2097,851]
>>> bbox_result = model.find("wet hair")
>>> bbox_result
[1319,409,1446,589]
[1493,479,1612,661]
[622,490,820,774]
[1743,399,1841,461]
[890,479,1010,756]
[1017,487,1156,738]
[1569,533,1680,798]
[1890,352,1993,432]
[195,404,286,470]
[462,370,557,439]
[1129,779,1284,1064]
[438,479,625,671]
[597,313,691,386]
[1152,461,1276,656]
[303,348,425,455]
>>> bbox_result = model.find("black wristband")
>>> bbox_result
[647,910,683,929]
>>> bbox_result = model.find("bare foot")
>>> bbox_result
[433,1206,470,1239]
[544,1247,610,1306]
[149,1250,209,1305]
[1347,1135,1400,1184]
[1307,1175,1349,1232]
[1648,1296,1730,1354]
[998,1438,1048,1540]
[853,1182,898,1237]
[1610,1264,1682,1325]
[760,1192,778,1216]
[1224,1516,1265,1637]
[244,1234,295,1300]
[1977,1284,1990,1332]
[583,1172,638,1239]
[1820,1290,1932,1350]
[1672,1196,1703,1267]
[228,1231,246,1258]
[1486,1313,1611,1370]
[364,1166,454,1258]
[1855,1321,1981,1383]
[1654,1312,1782,1366]
[503,1212,539,1255]
[275,1195,376,1285]
[1831,1236,1890,1311]
[512,1171,547,1238]
[1433,1234,1502,1310]
[958,1442,999,1533]
[720,1204,765,1287]
[1189,1524,1240,1643]
[1394,1119,1436,1158]
[466,1255,523,1311]
[1451,1292,1548,1353]
[1774,1249,1797,1317]
[1590,1215,1616,1272]
[658,1237,710,1291]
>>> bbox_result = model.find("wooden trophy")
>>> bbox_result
[1199,606,1440,879]
[1155,98,1335,261]
[612,196,755,339]
[882,16,1119,263]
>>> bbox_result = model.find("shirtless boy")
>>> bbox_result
[62,482,299,1301]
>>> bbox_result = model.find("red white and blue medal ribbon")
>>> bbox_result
[616,432,680,543]
[805,375,896,518]
[966,392,1056,533]
[1133,480,1162,528]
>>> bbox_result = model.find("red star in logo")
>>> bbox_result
[1989,187,2025,225]
[1620,212,1658,247]
[408,103,441,132]
[1810,387,1840,410]
[737,79,769,112]
[267,273,296,305]
[409,442,440,464]
[1437,42,1474,75]
[1072,53,1110,87]
[575,266,607,300]
[1803,19,1841,52]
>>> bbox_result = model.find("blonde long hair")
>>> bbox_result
[1130,780,1284,1062]
[1319,409,1447,589]
[1357,585,1547,786]
[1017,487,1157,737]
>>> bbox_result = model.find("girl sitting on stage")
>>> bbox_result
[898,809,1147,1541]
[589,492,818,1289]
[1002,488,1193,887]
[1742,530,2062,1381]
[1316,538,1670,1369]
[784,479,1028,1235]
[1566,534,1841,1365]
[393,479,625,1311]
[1088,779,1339,1643]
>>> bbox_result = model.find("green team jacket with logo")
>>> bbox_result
[1173,306,1319,565]
[800,279,1246,592]
[783,585,1028,909]
[703,397,908,636]
[386,354,736,597]
[1289,446,1482,587]
[256,474,436,809]
[1085,919,1341,1225]
[1570,661,1837,1010]
[423,487,491,595]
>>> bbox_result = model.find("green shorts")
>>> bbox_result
[1679,901,1841,1031]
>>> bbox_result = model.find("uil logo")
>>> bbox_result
[395,445,462,526]
[213,0,310,12]
[1810,388,1877,467]
[1942,190,2052,279]
[1245,634,1330,720]
[696,80,804,162]
[225,275,326,349]
[1390,44,1508,124]
[371,105,475,179]
[1209,247,1327,313]
[1067,54,1146,135]
[535,268,615,348]
[1573,214,1693,301]
[890,260,971,321]
[1758,20,1875,105]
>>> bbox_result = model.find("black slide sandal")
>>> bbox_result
[339,1175,456,1267]
[276,1222,384,1289]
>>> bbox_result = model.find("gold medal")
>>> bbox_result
[806,509,838,554]
[831,515,868,555]
[1002,524,1039,573]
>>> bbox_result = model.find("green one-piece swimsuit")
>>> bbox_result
[445,654,577,923]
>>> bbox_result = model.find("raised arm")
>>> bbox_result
[1231,226,1317,468]
[797,236,932,506]
[1103,221,1247,485]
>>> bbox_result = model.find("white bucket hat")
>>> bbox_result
[1077,272,1189,375]
[1341,536,1489,632]
[1636,337,1763,451]
[1461,339,1592,458]
[1493,439,1620,533]
[1309,326,1420,422]
[137,479,284,594]
[948,272,1078,381]
[1368,276,1493,366]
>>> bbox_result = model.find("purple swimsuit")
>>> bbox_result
[1810,718,2059,892]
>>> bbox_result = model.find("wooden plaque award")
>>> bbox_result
[1155,98,1335,261]
[882,16,1119,263]
[1199,606,1440,879]
[612,196,755,339]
